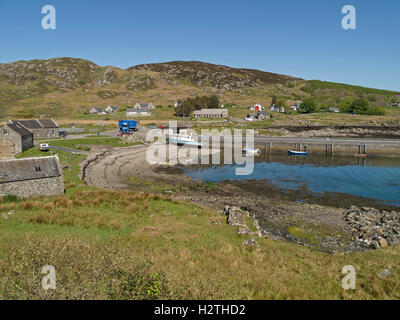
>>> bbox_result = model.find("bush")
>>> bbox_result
[366,106,386,116]
[298,98,317,114]
[2,194,20,203]
[337,97,386,115]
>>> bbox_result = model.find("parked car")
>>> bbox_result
[39,143,49,151]
[117,132,132,137]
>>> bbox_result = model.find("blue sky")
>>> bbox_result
[0,0,399,91]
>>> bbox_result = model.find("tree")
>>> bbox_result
[271,95,278,106]
[350,98,369,114]
[174,95,220,117]
[175,101,194,117]
[299,98,317,113]
[338,96,354,113]
[275,97,287,109]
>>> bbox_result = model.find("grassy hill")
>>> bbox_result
[0,57,399,120]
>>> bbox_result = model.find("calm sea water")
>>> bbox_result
[184,155,400,207]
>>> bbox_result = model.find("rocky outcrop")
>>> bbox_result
[242,238,259,247]
[223,206,264,238]
[97,67,117,87]
[126,75,156,91]
[344,206,400,249]
[131,61,300,91]
[0,58,98,88]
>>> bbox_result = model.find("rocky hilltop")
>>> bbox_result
[0,58,298,92]
[131,61,300,91]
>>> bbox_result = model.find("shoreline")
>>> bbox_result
[81,144,400,253]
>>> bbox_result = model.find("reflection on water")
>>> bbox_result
[184,153,400,207]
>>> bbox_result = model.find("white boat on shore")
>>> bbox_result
[168,134,202,148]
[242,146,261,155]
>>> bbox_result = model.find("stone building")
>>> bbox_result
[133,102,155,110]
[0,156,65,198]
[12,119,60,139]
[0,122,34,159]
[89,107,106,115]
[257,111,270,120]
[246,111,270,121]
[105,105,118,113]
[126,108,152,117]
[193,109,228,118]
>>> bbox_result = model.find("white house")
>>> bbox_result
[105,105,118,113]
[89,107,106,115]
[249,104,263,111]
[290,101,302,111]
[328,107,340,113]
[126,108,152,117]
[270,105,285,113]
[133,102,155,110]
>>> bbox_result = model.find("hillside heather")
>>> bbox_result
[0,57,399,119]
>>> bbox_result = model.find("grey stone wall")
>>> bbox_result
[0,124,34,156]
[21,134,34,152]
[0,176,65,198]
[31,128,59,139]
[0,138,15,159]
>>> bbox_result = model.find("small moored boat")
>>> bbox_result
[288,150,307,156]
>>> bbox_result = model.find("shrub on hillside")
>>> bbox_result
[338,97,386,115]
[175,95,220,117]
[298,98,318,114]
[2,195,20,203]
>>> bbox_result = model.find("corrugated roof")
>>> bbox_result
[17,120,42,129]
[193,109,228,115]
[7,123,33,137]
[13,119,59,129]
[0,156,62,183]
[127,108,151,113]
[37,119,59,128]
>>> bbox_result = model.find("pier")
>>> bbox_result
[255,137,400,155]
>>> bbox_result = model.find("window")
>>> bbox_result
[35,166,41,173]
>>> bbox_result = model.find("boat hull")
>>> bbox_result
[288,150,307,156]
[168,138,202,147]
[242,148,261,155]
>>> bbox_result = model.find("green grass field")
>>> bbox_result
[1,143,399,299]
[38,137,142,152]
[1,186,399,299]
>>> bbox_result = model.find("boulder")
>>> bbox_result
[378,269,392,279]
[224,206,247,228]
[242,238,259,247]
[344,206,400,249]
[379,238,388,248]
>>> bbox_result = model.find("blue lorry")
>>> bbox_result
[119,120,139,134]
